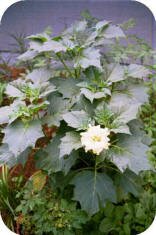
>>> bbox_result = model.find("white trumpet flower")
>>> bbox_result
[80,125,110,155]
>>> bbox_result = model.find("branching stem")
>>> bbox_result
[56,53,73,78]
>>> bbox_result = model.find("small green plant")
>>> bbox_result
[0,165,23,232]
[16,171,88,235]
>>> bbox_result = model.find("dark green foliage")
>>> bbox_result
[16,176,88,235]
[81,171,156,235]
[141,74,156,168]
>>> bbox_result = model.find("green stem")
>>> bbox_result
[93,155,97,199]
[56,53,73,78]
[1,196,15,217]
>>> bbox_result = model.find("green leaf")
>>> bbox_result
[111,120,151,174]
[0,106,11,124]
[115,169,142,197]
[0,144,16,167]
[80,88,110,103]
[0,100,27,124]
[30,39,66,53]
[63,152,79,175]
[64,20,87,35]
[127,64,150,79]
[128,84,149,104]
[26,68,52,84]
[44,93,70,127]
[71,171,116,215]
[109,92,142,124]
[18,50,38,61]
[74,47,102,70]
[3,120,43,155]
[6,78,56,101]
[35,135,61,172]
[5,83,23,98]
[104,25,125,38]
[63,110,90,130]
[112,85,149,125]
[17,147,32,166]
[111,124,131,135]
[108,64,125,82]
[59,132,82,158]
[73,95,95,117]
[95,20,110,30]
[60,38,76,49]
[99,218,116,233]
[35,135,78,174]
[27,32,50,42]
[0,144,31,167]
[52,78,80,99]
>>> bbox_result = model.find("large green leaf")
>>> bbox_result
[111,121,151,174]
[104,25,125,38]
[63,110,90,130]
[108,64,125,82]
[95,20,110,31]
[30,39,66,53]
[127,64,150,79]
[5,78,56,101]
[26,68,52,84]
[71,171,116,215]
[128,84,149,104]
[111,124,131,135]
[52,78,80,99]
[5,83,23,98]
[99,218,116,233]
[64,20,87,35]
[80,88,110,103]
[3,120,43,155]
[0,144,16,167]
[0,100,27,125]
[27,32,50,42]
[44,93,70,126]
[59,132,82,158]
[74,47,102,70]
[109,94,140,124]
[0,144,31,167]
[73,95,95,117]
[17,147,32,166]
[0,106,11,124]
[115,169,142,197]
[18,50,38,61]
[35,135,78,174]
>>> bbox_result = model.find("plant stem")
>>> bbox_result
[92,155,97,200]
[56,53,73,78]
[94,155,97,178]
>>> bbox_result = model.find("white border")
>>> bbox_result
[133,0,156,20]
[0,0,155,234]
[0,0,22,23]
[0,215,17,235]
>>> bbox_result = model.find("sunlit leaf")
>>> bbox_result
[63,110,90,130]
[3,120,43,155]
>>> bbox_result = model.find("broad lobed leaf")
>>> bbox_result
[63,110,90,130]
[59,132,82,158]
[2,120,44,156]
[111,120,151,174]
[71,170,116,215]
